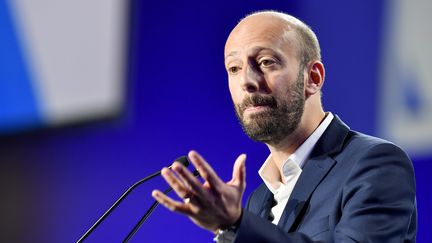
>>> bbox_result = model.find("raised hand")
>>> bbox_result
[152,150,246,232]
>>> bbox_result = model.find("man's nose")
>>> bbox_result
[240,64,261,93]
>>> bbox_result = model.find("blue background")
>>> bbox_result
[0,0,430,242]
[0,0,42,134]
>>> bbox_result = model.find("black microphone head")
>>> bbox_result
[192,169,201,178]
[175,155,189,167]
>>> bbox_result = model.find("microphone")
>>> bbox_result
[77,156,189,243]
[123,169,201,242]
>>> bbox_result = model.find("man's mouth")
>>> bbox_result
[239,94,277,116]
[243,105,272,115]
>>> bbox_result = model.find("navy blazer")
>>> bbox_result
[234,115,417,242]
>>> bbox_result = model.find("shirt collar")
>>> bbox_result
[258,112,334,193]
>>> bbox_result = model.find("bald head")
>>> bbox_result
[224,11,326,146]
[225,11,321,68]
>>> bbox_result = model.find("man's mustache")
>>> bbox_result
[238,94,277,111]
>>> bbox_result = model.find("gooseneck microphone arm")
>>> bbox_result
[123,169,201,243]
[77,156,189,243]
[123,187,173,243]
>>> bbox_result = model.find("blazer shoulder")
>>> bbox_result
[324,115,410,160]
[333,130,415,187]
[342,130,410,160]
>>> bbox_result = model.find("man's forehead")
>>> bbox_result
[232,15,293,37]
[224,16,299,57]
[227,13,299,40]
[238,13,299,34]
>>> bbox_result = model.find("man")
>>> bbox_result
[152,11,417,242]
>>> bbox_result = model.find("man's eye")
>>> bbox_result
[259,59,275,67]
[228,66,240,74]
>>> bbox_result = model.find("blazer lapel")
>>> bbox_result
[277,115,350,232]
[258,188,275,220]
[277,156,336,231]
[247,184,275,221]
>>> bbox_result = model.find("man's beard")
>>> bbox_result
[234,70,305,146]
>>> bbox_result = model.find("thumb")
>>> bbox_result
[231,154,246,189]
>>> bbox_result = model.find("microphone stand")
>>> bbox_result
[77,156,188,243]
[123,170,201,242]
[123,187,172,243]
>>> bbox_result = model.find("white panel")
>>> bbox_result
[8,0,125,124]
[379,0,432,155]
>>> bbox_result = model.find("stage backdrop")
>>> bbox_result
[0,0,430,242]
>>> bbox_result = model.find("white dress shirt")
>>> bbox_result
[259,112,334,225]
[215,113,334,242]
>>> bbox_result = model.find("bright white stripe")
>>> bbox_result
[8,0,126,124]
[379,0,432,156]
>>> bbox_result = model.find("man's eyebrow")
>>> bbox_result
[252,47,282,57]
[224,51,238,62]
[252,47,284,64]
[224,47,283,62]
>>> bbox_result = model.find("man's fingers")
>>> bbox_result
[188,150,223,187]
[161,167,192,200]
[152,190,183,211]
[172,162,206,199]
[152,190,198,216]
[231,154,246,189]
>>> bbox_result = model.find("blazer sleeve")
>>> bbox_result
[233,143,416,243]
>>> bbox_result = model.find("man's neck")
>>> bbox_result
[267,110,326,172]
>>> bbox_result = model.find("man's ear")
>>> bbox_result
[305,61,325,97]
